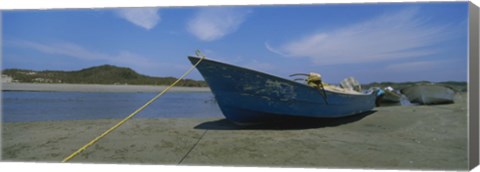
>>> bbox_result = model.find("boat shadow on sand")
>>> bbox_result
[194,110,376,130]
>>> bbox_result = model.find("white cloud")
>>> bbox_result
[265,42,288,57]
[266,8,452,65]
[12,40,157,69]
[187,7,250,41]
[116,7,160,30]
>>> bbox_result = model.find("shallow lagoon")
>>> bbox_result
[2,91,223,122]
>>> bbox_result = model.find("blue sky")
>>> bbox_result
[2,2,469,83]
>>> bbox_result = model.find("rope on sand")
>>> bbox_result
[177,129,209,165]
[62,51,206,162]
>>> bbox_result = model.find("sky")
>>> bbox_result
[2,2,469,84]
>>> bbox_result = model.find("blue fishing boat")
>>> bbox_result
[188,56,378,124]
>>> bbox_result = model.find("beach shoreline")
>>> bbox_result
[1,83,210,93]
[1,93,469,170]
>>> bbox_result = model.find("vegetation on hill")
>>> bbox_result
[2,65,467,91]
[2,65,208,87]
[362,81,467,92]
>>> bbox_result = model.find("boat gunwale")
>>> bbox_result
[188,56,373,97]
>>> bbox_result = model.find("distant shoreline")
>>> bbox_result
[1,83,211,93]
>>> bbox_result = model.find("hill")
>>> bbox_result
[362,81,467,92]
[2,65,467,91]
[2,65,208,87]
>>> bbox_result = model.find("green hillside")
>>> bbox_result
[2,65,208,87]
[362,81,467,92]
[2,65,467,91]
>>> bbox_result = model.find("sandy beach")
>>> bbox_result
[1,93,468,170]
[1,83,210,92]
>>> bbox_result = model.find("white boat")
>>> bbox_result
[381,87,402,103]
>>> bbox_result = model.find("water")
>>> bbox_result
[2,91,223,122]
[399,95,415,106]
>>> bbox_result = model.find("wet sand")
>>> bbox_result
[1,83,210,92]
[1,93,468,170]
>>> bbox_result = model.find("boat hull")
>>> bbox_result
[189,56,377,124]
[401,85,455,105]
[382,90,402,103]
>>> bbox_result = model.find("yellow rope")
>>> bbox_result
[61,53,205,163]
